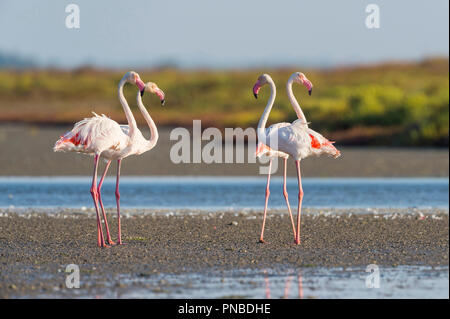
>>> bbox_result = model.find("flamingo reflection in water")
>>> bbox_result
[263,269,304,299]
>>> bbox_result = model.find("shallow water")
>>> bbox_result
[125,266,449,299]
[0,176,448,210]
[36,266,449,299]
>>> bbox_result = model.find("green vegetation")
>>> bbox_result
[0,58,448,146]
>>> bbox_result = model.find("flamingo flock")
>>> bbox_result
[54,70,340,248]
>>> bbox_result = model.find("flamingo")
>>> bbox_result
[54,71,165,247]
[255,96,296,242]
[253,73,340,245]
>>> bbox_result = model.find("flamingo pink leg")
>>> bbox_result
[264,270,271,299]
[115,159,124,245]
[90,154,107,248]
[284,275,293,299]
[97,160,115,245]
[259,159,272,243]
[283,158,297,240]
[298,271,304,299]
[294,160,304,245]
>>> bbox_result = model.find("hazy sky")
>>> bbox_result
[0,0,448,68]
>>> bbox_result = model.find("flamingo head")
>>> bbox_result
[143,82,165,105]
[253,74,272,99]
[125,71,146,96]
[293,72,313,96]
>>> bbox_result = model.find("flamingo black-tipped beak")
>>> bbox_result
[308,89,312,96]
[161,99,165,106]
[254,93,258,99]
[140,89,145,97]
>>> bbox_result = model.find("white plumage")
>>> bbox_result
[52,71,165,248]
[255,72,340,161]
[253,72,341,245]
[54,78,164,160]
[263,119,340,161]
[54,112,129,158]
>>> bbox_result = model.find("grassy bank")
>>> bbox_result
[0,58,448,146]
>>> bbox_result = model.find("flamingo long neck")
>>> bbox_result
[136,92,159,151]
[287,76,308,125]
[257,79,276,142]
[118,77,138,137]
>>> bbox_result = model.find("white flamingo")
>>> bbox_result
[253,73,340,245]
[54,71,165,247]
[255,96,296,242]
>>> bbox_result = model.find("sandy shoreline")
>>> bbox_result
[0,208,448,298]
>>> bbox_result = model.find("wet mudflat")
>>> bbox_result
[0,208,448,298]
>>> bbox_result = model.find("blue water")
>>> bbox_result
[37,266,450,299]
[0,177,448,210]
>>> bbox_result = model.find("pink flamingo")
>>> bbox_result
[253,73,340,245]
[54,71,165,247]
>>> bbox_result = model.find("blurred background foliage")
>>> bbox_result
[0,58,448,146]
